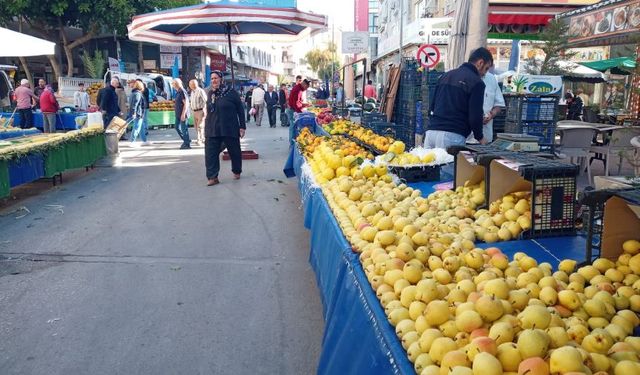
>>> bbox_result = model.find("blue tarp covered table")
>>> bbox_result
[2,112,84,130]
[8,153,45,188]
[0,128,41,139]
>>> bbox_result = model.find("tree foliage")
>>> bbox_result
[524,19,576,75]
[305,47,339,80]
[0,0,200,77]
[80,50,106,79]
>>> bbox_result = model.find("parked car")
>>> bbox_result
[0,65,17,110]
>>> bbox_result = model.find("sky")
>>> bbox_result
[298,0,355,32]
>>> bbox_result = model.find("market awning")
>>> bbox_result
[0,27,56,57]
[488,14,553,25]
[580,57,636,75]
[556,60,607,83]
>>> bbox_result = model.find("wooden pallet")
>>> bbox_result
[222,150,259,160]
[381,66,401,123]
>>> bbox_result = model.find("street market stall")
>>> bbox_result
[279,115,640,374]
[0,128,106,198]
[2,111,86,131]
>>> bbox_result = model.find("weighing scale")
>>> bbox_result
[492,133,541,152]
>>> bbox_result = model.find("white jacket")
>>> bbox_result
[251,86,265,106]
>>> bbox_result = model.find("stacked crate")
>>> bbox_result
[391,59,422,148]
[504,95,559,152]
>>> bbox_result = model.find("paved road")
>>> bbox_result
[0,123,323,374]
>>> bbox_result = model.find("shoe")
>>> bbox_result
[233,174,241,180]
[142,141,151,146]
[207,178,219,186]
[180,144,191,149]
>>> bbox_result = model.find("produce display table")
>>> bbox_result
[147,111,194,127]
[8,153,45,188]
[2,112,85,130]
[0,128,40,139]
[0,131,107,198]
[286,143,592,374]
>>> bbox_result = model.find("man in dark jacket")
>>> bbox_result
[99,78,121,128]
[278,83,288,127]
[264,85,279,128]
[425,48,492,148]
[244,87,253,122]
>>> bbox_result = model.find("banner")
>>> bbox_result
[159,45,181,54]
[108,57,120,73]
[502,75,563,96]
[565,0,640,47]
[209,53,227,71]
[342,32,369,54]
[160,54,182,69]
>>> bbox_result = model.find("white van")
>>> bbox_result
[0,65,17,110]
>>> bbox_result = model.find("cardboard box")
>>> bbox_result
[106,116,128,140]
[488,159,532,204]
[455,152,485,188]
[601,196,640,259]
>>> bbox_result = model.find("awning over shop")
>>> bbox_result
[488,14,553,25]
[556,60,607,82]
[580,57,636,75]
[0,27,56,57]
[558,0,640,48]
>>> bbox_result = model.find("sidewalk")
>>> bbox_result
[0,123,323,374]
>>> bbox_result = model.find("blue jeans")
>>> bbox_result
[131,117,146,142]
[142,109,149,132]
[175,118,191,147]
[286,108,295,144]
[424,130,467,149]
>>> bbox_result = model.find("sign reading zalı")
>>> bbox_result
[342,32,370,54]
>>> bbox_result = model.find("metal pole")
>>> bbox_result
[398,0,404,66]
[227,24,235,85]
[331,22,335,99]
[362,58,367,101]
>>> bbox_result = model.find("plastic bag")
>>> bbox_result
[249,107,257,115]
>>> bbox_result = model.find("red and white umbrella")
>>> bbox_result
[127,2,328,82]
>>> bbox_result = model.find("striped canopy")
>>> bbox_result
[127,2,328,46]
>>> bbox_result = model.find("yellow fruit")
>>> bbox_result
[375,164,387,177]
[321,168,335,180]
[622,239,640,255]
[422,152,435,164]
[362,165,375,178]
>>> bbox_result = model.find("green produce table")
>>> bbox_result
[0,131,107,199]
[0,159,8,198]
[64,133,106,170]
[44,147,67,178]
[147,111,194,127]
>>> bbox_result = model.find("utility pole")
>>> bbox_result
[398,0,404,66]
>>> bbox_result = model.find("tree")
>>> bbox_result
[524,19,576,75]
[0,0,199,78]
[304,47,339,81]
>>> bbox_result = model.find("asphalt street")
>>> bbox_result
[0,118,324,374]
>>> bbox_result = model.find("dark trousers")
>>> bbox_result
[205,136,242,179]
[267,105,276,127]
[175,118,191,147]
[246,104,251,122]
[18,108,33,129]
[103,113,116,129]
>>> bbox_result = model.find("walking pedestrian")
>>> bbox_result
[265,85,279,128]
[115,78,128,119]
[251,84,266,127]
[335,82,344,105]
[244,87,253,122]
[136,79,151,136]
[172,78,191,149]
[204,70,246,186]
[364,80,377,100]
[39,85,59,133]
[278,83,288,127]
[467,71,504,143]
[128,80,147,146]
[74,83,90,111]
[99,78,121,128]
[189,79,207,145]
[14,79,38,129]
[424,47,492,148]
[287,78,310,143]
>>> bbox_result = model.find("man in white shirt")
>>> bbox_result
[468,71,505,143]
[251,84,266,127]
[74,83,90,111]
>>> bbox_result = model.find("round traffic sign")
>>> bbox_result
[417,44,441,69]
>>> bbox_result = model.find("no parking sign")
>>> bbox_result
[416,44,441,69]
